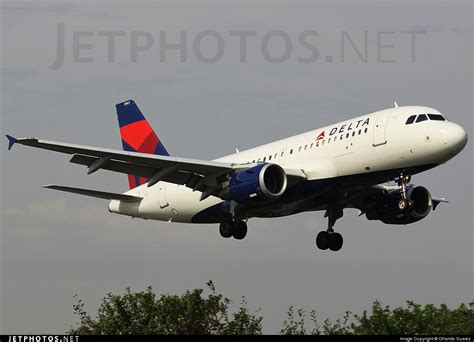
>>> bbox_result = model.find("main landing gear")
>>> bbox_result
[219,220,248,240]
[397,171,412,212]
[316,206,344,252]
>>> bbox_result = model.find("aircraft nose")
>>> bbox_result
[442,122,468,155]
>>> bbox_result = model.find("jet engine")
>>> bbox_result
[219,163,287,202]
[366,185,432,224]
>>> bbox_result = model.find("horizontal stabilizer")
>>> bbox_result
[43,185,142,203]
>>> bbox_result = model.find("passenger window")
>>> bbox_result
[405,115,416,124]
[346,133,349,138]
[340,135,343,140]
[328,138,331,143]
[322,140,325,145]
[428,114,446,121]
[304,145,307,150]
[334,136,337,141]
[263,157,266,162]
[281,152,284,157]
[252,160,255,163]
[269,155,272,160]
[358,129,361,135]
[416,114,428,123]
[316,141,319,147]
[364,128,368,133]
[290,149,293,154]
[310,143,313,148]
[352,131,356,137]
[299,146,302,152]
[275,153,277,159]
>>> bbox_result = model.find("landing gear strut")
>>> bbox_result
[219,220,248,240]
[316,206,344,252]
[397,171,412,211]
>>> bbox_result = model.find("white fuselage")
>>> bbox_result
[108,106,467,223]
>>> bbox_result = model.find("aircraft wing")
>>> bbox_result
[11,137,233,174]
[8,137,306,199]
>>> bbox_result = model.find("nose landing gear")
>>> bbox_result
[397,171,412,211]
[316,206,344,252]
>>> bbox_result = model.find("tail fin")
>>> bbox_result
[116,100,169,189]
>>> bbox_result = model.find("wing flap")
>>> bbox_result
[69,154,199,185]
[43,185,142,203]
[15,138,234,175]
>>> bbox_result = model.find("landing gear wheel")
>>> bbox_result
[219,222,234,238]
[398,199,407,211]
[233,221,248,240]
[329,233,343,252]
[398,199,412,212]
[316,231,331,250]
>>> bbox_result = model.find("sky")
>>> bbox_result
[1,0,472,334]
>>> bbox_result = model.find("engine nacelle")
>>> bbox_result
[366,185,432,224]
[220,163,287,202]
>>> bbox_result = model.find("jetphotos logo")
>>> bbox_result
[315,118,370,140]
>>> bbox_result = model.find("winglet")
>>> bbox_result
[6,135,17,150]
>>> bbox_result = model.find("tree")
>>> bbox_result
[281,300,474,335]
[352,300,474,335]
[69,281,262,335]
[70,282,473,335]
[280,306,351,335]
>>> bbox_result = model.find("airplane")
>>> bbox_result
[6,100,468,251]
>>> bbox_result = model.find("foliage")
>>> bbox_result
[352,300,474,335]
[281,300,474,335]
[70,281,473,335]
[69,281,262,335]
[280,306,351,335]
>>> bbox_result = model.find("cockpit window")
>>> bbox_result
[405,115,416,125]
[428,114,446,121]
[416,114,428,123]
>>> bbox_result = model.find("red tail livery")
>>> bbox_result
[116,100,169,189]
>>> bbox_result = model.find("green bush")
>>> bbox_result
[69,281,262,335]
[281,300,474,335]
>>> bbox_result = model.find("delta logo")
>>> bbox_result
[315,118,370,141]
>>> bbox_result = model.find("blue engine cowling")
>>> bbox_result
[366,185,432,224]
[219,163,287,202]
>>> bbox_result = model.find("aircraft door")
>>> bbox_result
[372,111,391,146]
[158,183,169,209]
